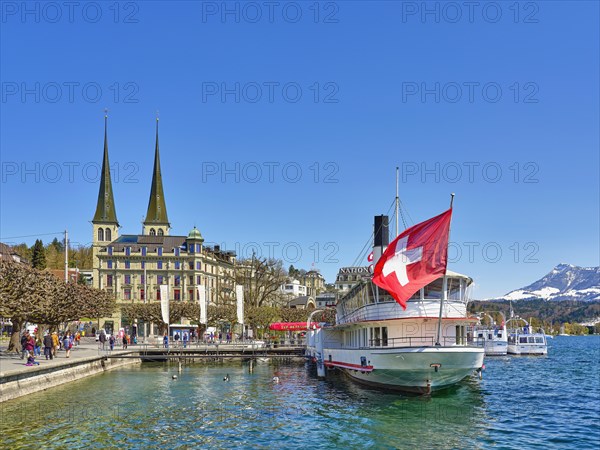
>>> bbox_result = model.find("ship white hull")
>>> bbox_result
[484,341,508,356]
[507,344,547,356]
[323,346,484,393]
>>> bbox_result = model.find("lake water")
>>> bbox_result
[1,336,598,449]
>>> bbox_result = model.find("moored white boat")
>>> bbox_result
[506,317,548,356]
[306,204,485,394]
[470,312,508,356]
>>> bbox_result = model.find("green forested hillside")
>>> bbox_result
[469,300,600,334]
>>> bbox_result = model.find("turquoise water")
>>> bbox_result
[1,336,598,449]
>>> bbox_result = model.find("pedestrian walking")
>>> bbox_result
[63,332,73,358]
[20,331,30,359]
[43,332,54,360]
[99,329,107,349]
[34,333,42,356]
[183,332,188,348]
[51,332,59,357]
[163,333,169,349]
[122,334,128,350]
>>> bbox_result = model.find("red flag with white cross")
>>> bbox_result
[372,208,452,309]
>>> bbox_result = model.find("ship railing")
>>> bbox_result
[367,336,483,348]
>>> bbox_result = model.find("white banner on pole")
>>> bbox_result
[198,285,207,325]
[236,285,244,325]
[160,285,170,325]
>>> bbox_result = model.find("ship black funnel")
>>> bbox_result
[374,215,389,247]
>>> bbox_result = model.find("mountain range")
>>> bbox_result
[492,263,600,302]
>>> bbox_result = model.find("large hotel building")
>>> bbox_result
[91,117,236,335]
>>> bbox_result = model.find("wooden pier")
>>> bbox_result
[104,343,305,362]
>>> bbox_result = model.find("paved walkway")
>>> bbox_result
[0,337,132,378]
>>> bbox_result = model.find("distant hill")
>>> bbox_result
[492,263,600,302]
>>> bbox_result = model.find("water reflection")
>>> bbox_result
[2,338,598,449]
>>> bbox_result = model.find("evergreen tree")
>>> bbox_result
[51,237,64,253]
[31,239,46,269]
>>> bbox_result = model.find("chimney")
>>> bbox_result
[372,215,389,266]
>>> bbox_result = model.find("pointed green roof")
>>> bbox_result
[92,115,119,225]
[144,118,170,226]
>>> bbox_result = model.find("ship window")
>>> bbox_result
[535,337,544,343]
[478,333,484,338]
[382,327,388,346]
[488,334,493,340]
[528,337,535,343]
[497,333,502,338]
[519,337,528,344]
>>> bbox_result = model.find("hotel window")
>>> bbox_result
[107,275,113,287]
[141,275,145,285]
[157,275,164,284]
[140,289,145,301]
[125,247,131,256]
[124,289,131,300]
[141,261,145,269]
[174,289,181,300]
[124,275,131,285]
[158,247,163,256]
[196,275,201,284]
[175,261,180,270]
[142,247,147,256]
[156,289,161,300]
[108,246,113,256]
[107,260,113,269]
[175,276,181,286]
[189,244,194,254]
[196,261,201,270]
[196,244,201,253]
[175,248,180,256]
[157,261,163,269]
[188,261,194,270]
[125,260,130,269]
[189,275,194,284]
[189,289,194,300]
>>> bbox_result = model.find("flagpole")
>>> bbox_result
[435,193,455,346]
[395,166,399,237]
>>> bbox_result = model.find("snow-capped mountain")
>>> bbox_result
[495,264,600,302]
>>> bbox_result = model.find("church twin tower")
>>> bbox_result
[91,115,171,245]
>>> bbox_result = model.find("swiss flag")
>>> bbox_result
[372,208,452,309]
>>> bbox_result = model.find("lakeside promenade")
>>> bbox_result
[0,337,137,402]
[0,337,130,378]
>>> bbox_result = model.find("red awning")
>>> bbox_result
[269,322,321,331]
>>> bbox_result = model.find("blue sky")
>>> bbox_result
[1,1,598,298]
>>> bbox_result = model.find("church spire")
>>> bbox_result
[92,113,119,225]
[143,117,170,233]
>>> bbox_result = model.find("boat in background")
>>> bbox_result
[506,317,548,355]
[470,312,507,356]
